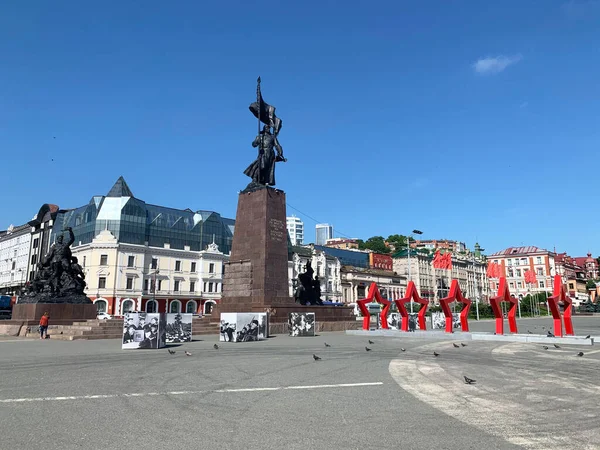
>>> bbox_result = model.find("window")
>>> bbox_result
[507,259,512,266]
[33,238,39,249]
[175,260,181,272]
[536,257,542,264]
[151,258,158,269]
[100,254,108,266]
[191,262,196,273]
[539,281,545,288]
[29,271,34,281]
[174,280,180,292]
[209,263,215,274]
[126,277,134,290]
[127,256,135,268]
[508,268,514,277]
[11,261,16,270]
[98,277,107,289]
[157,280,162,291]
[517,281,522,288]
[537,268,544,276]
[516,269,521,277]
[83,256,86,267]
[190,281,195,292]
[509,282,514,289]
[203,282,207,292]
[515,259,520,266]
[209,282,214,293]
[568,283,574,290]
[170,301,181,313]
[186,301,197,313]
[146,300,157,313]
[144,279,149,291]
[31,255,37,265]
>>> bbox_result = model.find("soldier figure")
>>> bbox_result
[243,125,286,186]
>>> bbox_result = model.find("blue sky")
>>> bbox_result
[1,1,599,256]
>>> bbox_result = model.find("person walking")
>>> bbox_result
[39,312,49,339]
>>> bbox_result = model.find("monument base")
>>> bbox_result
[11,303,98,325]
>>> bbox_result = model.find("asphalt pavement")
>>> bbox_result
[1,316,599,450]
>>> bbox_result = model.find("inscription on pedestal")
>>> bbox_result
[269,218,285,242]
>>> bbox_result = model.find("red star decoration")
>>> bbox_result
[357,282,392,330]
[393,281,429,331]
[489,277,518,334]
[439,280,472,333]
[547,275,574,337]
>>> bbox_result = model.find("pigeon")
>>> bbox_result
[368,340,375,345]
[213,344,219,350]
[542,346,549,350]
[460,343,467,347]
[553,344,560,349]
[185,351,192,356]
[547,331,554,337]
[365,347,372,352]
[585,335,591,339]
[527,330,533,334]
[577,352,584,357]
[324,342,331,347]
[400,348,406,352]
[464,376,476,385]
[453,343,460,348]
[168,349,176,355]
[433,351,439,357]
[313,354,321,361]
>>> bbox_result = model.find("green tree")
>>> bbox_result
[359,236,390,254]
[586,279,597,290]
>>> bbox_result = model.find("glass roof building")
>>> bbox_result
[52,177,235,254]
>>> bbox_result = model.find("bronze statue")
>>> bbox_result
[244,77,286,188]
[20,227,91,304]
[293,261,324,306]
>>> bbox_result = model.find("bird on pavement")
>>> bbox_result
[577,352,584,357]
[368,340,375,345]
[185,351,192,356]
[585,335,591,339]
[460,343,467,347]
[213,344,219,350]
[365,347,372,352]
[453,343,460,348]
[324,342,331,347]
[554,344,560,349]
[433,351,439,357]
[313,354,322,361]
[464,376,476,385]
[400,348,406,352]
[542,346,549,350]
[168,349,176,355]
[547,331,555,337]
[527,330,533,334]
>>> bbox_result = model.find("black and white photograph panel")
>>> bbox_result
[166,313,193,343]
[387,312,400,330]
[220,313,238,342]
[288,312,316,337]
[431,311,460,329]
[157,314,167,348]
[256,312,268,339]
[122,313,165,349]
[235,313,262,342]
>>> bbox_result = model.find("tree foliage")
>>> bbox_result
[358,236,390,254]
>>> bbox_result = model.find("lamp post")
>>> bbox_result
[407,229,423,313]
[472,248,484,321]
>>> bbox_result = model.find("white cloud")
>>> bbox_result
[472,54,523,75]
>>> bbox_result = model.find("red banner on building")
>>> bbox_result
[369,253,393,271]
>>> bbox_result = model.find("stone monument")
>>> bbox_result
[217,78,356,333]
[12,227,97,324]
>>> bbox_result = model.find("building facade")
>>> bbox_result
[574,253,599,280]
[555,252,589,302]
[325,238,359,249]
[286,216,304,246]
[487,246,557,296]
[315,224,333,246]
[289,245,342,302]
[340,266,405,303]
[411,239,467,253]
[0,224,31,300]
[72,229,228,316]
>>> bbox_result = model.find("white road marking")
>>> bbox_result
[389,358,598,450]
[0,382,384,404]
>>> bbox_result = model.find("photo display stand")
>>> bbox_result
[122,312,166,349]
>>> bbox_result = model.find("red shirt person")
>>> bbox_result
[39,312,49,339]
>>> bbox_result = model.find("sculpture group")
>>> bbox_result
[21,227,90,304]
[293,261,324,306]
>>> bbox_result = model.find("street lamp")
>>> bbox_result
[472,248,484,321]
[407,229,423,313]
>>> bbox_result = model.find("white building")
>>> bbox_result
[340,266,405,303]
[315,223,333,246]
[286,216,304,246]
[71,230,229,316]
[0,224,31,299]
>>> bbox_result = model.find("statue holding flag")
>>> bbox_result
[244,77,286,187]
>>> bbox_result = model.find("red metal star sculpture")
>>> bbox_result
[394,281,429,331]
[439,280,472,333]
[357,282,392,331]
[547,275,574,337]
[489,277,518,334]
